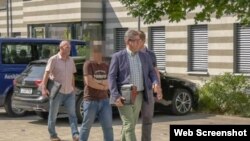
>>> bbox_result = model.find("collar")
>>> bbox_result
[57,53,69,60]
[141,47,147,53]
[126,48,137,56]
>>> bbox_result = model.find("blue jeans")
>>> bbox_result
[79,98,114,141]
[48,92,79,138]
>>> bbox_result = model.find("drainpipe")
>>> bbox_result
[6,0,9,37]
[138,16,141,31]
[102,0,106,40]
[102,0,106,54]
[10,0,12,37]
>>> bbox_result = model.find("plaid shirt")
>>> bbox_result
[126,48,144,91]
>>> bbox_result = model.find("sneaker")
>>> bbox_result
[73,134,79,141]
[50,136,61,141]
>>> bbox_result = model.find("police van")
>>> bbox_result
[0,38,86,116]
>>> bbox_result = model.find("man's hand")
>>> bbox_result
[42,87,49,98]
[153,84,163,100]
[115,97,125,107]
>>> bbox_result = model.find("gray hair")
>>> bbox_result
[59,40,70,48]
[124,29,139,40]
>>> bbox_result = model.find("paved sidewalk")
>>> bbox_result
[1,108,250,141]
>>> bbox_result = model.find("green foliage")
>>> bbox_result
[198,73,250,117]
[77,46,90,59]
[119,0,250,25]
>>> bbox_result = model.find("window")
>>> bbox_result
[115,28,128,52]
[1,43,58,64]
[48,24,72,39]
[2,44,33,64]
[149,26,166,70]
[0,1,7,10]
[188,25,208,72]
[29,22,103,41]
[33,27,45,38]
[12,32,21,37]
[235,24,250,73]
[38,44,58,59]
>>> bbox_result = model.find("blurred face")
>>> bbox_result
[59,41,71,56]
[92,50,102,61]
[126,35,140,53]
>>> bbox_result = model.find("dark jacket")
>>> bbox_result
[108,49,158,104]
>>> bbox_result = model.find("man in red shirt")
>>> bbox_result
[79,44,114,141]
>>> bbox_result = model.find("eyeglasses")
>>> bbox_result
[129,38,141,42]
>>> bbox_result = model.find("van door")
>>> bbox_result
[0,43,29,93]
[0,43,28,107]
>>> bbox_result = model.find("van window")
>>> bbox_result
[2,44,32,64]
[37,44,58,59]
[1,43,58,64]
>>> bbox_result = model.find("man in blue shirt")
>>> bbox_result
[138,31,163,141]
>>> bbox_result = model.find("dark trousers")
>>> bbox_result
[141,90,154,141]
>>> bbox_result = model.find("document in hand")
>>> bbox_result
[47,79,61,99]
[120,84,137,105]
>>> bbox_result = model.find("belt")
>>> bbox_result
[137,91,143,93]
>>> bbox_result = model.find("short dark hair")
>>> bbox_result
[138,30,146,41]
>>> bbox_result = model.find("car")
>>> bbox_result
[12,58,198,122]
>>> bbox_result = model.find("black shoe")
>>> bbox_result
[50,136,61,141]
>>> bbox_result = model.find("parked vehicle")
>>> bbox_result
[0,38,86,117]
[12,58,198,122]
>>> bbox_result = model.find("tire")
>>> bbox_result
[76,95,83,123]
[35,111,48,120]
[4,91,26,117]
[171,88,193,115]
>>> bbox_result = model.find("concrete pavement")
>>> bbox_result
[1,108,250,141]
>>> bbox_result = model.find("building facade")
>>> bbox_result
[1,0,250,84]
[0,0,103,40]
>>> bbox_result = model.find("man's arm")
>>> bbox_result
[72,74,76,91]
[149,51,161,85]
[147,55,163,99]
[102,80,109,87]
[72,60,76,90]
[147,56,159,85]
[41,71,50,97]
[83,61,107,90]
[84,75,107,90]
[154,67,161,86]
[41,58,54,97]
[108,54,122,105]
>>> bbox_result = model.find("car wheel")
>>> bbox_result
[35,111,48,120]
[76,95,83,123]
[4,91,26,117]
[171,88,193,115]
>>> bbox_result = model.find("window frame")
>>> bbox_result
[148,26,166,71]
[187,24,208,73]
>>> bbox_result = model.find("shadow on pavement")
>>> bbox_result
[152,112,215,123]
[28,112,215,128]
[0,108,37,120]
